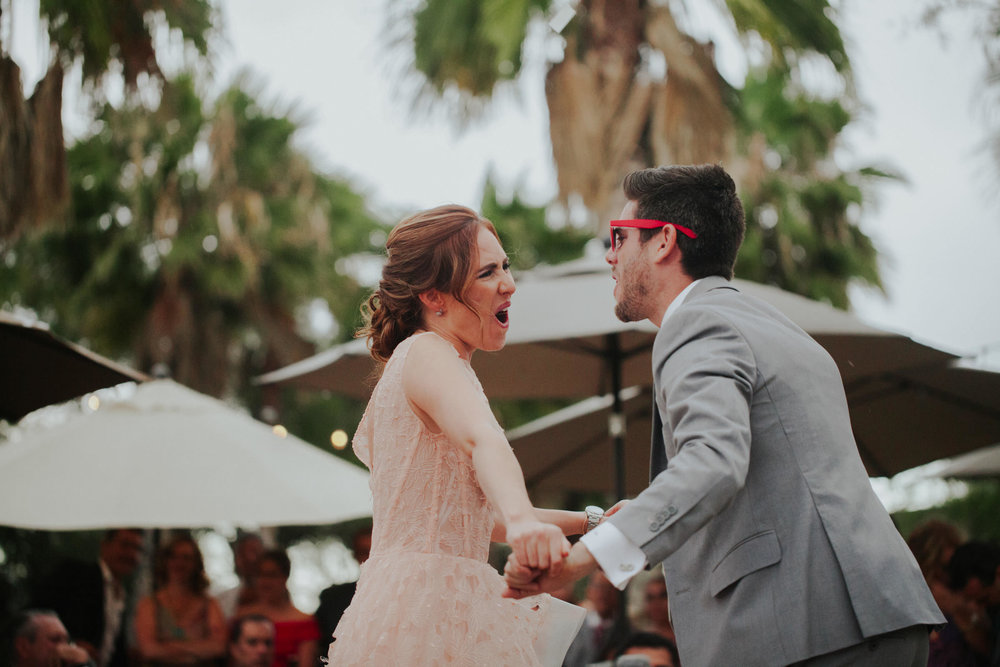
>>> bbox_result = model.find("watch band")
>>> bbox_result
[584,505,605,533]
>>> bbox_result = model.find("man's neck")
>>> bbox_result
[649,274,694,327]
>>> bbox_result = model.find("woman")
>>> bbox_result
[326,205,593,665]
[134,534,227,666]
[236,548,319,667]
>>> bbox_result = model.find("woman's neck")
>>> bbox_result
[417,325,473,362]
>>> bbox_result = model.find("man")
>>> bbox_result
[227,614,275,667]
[314,525,371,643]
[11,610,94,667]
[607,631,679,667]
[34,529,143,667]
[940,540,1000,664]
[562,571,628,667]
[215,532,265,619]
[506,164,944,665]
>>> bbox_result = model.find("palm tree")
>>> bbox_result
[0,73,385,397]
[0,0,213,239]
[401,0,849,224]
[732,66,889,307]
[922,0,1000,200]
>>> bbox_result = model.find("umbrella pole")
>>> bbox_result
[607,335,626,501]
[606,335,632,653]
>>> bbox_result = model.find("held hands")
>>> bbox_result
[503,501,625,599]
[503,542,599,599]
[504,519,571,577]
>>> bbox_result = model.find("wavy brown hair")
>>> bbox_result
[153,534,210,594]
[358,205,499,362]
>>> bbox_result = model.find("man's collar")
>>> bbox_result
[660,279,702,327]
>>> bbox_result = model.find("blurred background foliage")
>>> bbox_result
[2,0,1000,629]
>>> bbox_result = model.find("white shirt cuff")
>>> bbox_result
[579,522,648,590]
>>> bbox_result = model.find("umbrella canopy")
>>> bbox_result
[507,361,1000,496]
[930,442,1000,480]
[0,312,149,422]
[0,379,371,530]
[256,259,956,400]
[256,259,965,490]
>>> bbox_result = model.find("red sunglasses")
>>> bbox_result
[609,218,697,250]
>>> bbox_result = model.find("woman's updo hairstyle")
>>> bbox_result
[359,205,499,362]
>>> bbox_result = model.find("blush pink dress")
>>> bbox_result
[326,332,578,666]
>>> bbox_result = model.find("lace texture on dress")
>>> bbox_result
[327,332,551,666]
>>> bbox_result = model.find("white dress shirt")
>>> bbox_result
[580,279,703,589]
[98,559,125,667]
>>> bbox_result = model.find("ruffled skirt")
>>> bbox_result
[326,551,582,666]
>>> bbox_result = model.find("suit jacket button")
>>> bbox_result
[649,522,660,531]
[667,505,678,516]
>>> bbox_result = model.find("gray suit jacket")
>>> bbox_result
[609,277,943,666]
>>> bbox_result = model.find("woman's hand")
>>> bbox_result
[504,519,571,575]
[605,499,629,518]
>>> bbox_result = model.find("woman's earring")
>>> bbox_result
[436,309,444,317]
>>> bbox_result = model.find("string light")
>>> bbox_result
[330,429,348,450]
[272,424,288,438]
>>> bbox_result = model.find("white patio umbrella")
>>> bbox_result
[256,258,961,493]
[0,379,372,530]
[931,442,1000,480]
[506,361,1000,496]
[256,258,955,400]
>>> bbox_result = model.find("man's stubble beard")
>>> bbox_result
[613,256,650,323]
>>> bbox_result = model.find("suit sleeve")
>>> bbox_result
[608,305,756,566]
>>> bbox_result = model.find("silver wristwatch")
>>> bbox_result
[584,505,605,533]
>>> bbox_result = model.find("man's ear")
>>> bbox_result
[651,225,678,264]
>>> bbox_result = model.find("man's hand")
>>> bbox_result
[502,541,599,599]
[57,642,95,667]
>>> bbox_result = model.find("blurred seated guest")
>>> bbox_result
[633,571,675,646]
[216,533,265,619]
[11,609,95,667]
[909,519,965,614]
[134,534,227,666]
[934,540,1000,666]
[227,615,275,667]
[605,631,679,667]
[314,526,371,644]
[237,548,319,667]
[564,571,630,667]
[33,529,144,667]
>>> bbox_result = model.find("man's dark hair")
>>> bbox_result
[229,614,273,644]
[8,609,58,662]
[614,631,679,664]
[947,540,1000,591]
[623,164,745,280]
[101,528,143,542]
